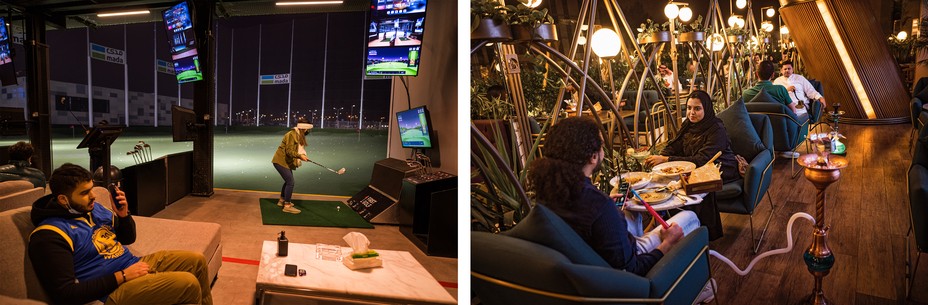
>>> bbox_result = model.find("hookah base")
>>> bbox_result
[805,293,830,305]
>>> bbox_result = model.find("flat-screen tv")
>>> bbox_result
[162,1,196,55]
[396,106,432,148]
[172,49,203,83]
[0,17,11,66]
[365,0,428,76]
[162,1,203,84]
[171,105,197,142]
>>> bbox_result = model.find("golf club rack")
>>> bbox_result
[127,141,152,165]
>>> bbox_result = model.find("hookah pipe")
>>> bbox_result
[709,212,816,275]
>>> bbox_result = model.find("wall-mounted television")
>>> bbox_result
[396,106,432,148]
[162,1,197,55]
[172,49,203,83]
[162,1,203,84]
[365,0,427,76]
[0,17,11,66]
[366,46,420,76]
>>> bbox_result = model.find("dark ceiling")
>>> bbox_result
[0,0,370,29]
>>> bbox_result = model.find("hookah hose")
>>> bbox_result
[708,212,815,276]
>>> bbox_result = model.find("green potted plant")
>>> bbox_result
[505,4,557,42]
[678,15,705,42]
[726,26,748,43]
[472,0,511,41]
[637,19,671,44]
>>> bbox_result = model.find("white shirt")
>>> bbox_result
[773,74,822,105]
[660,72,683,91]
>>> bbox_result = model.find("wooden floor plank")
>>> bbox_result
[709,124,914,304]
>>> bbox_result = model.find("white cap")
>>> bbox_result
[296,123,313,129]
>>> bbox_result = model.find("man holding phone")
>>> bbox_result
[28,163,213,305]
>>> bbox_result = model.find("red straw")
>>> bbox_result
[631,189,669,229]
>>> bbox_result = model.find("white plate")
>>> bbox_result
[651,161,697,177]
[631,191,673,204]
[610,172,652,190]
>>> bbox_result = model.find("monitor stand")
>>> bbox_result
[78,124,124,187]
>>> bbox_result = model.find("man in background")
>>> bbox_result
[0,141,46,188]
[773,60,827,118]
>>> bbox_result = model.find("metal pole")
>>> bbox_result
[257,24,262,126]
[87,28,93,127]
[321,14,330,129]
[287,20,294,127]
[229,28,233,126]
[670,17,681,123]
[124,25,129,126]
[154,23,158,127]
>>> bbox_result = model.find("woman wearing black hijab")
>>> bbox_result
[644,90,738,240]
[645,90,739,182]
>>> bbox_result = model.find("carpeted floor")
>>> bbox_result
[259,198,374,229]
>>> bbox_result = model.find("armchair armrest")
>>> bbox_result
[646,227,709,298]
[742,148,774,213]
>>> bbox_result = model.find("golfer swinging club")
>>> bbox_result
[271,118,313,214]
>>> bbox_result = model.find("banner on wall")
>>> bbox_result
[259,74,290,85]
[90,43,125,65]
[156,59,175,74]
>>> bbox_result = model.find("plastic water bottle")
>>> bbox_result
[277,231,288,257]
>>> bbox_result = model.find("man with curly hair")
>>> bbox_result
[0,141,46,188]
[526,116,700,276]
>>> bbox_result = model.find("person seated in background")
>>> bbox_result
[773,60,827,117]
[0,141,46,188]
[741,60,796,115]
[29,163,213,305]
[658,64,683,91]
[527,117,694,274]
[644,90,738,241]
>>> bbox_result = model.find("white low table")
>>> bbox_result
[255,241,456,304]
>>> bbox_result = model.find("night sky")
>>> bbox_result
[43,11,393,127]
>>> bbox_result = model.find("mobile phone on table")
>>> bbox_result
[284,264,298,276]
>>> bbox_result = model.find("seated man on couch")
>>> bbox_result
[28,163,212,305]
[0,141,46,188]
[525,117,715,303]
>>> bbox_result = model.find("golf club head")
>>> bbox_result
[337,168,346,175]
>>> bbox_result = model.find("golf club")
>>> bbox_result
[306,159,346,175]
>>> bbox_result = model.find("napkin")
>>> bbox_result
[343,232,370,255]
[342,232,382,270]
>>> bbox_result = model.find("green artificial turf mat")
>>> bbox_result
[259,198,373,228]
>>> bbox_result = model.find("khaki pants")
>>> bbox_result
[105,250,213,305]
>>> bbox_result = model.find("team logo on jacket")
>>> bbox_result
[92,225,125,259]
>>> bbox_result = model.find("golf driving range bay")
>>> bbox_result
[10,127,387,197]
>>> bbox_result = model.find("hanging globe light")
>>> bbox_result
[708,33,725,52]
[766,7,776,18]
[521,0,543,8]
[780,26,789,35]
[577,36,587,45]
[679,6,693,22]
[761,21,774,32]
[664,3,679,19]
[728,15,741,28]
[736,0,747,9]
[735,16,745,28]
[898,31,909,41]
[591,28,622,58]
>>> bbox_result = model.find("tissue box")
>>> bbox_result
[342,256,383,270]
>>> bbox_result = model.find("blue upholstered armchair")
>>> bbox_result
[472,205,712,304]
[907,123,928,299]
[909,77,928,151]
[745,89,809,177]
[717,100,776,253]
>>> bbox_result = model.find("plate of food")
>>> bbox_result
[630,191,673,204]
[651,161,697,178]
[610,172,652,190]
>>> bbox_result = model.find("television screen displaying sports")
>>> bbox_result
[0,17,11,65]
[365,0,427,76]
[396,106,432,148]
[172,49,203,83]
[162,1,197,54]
[366,46,420,76]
